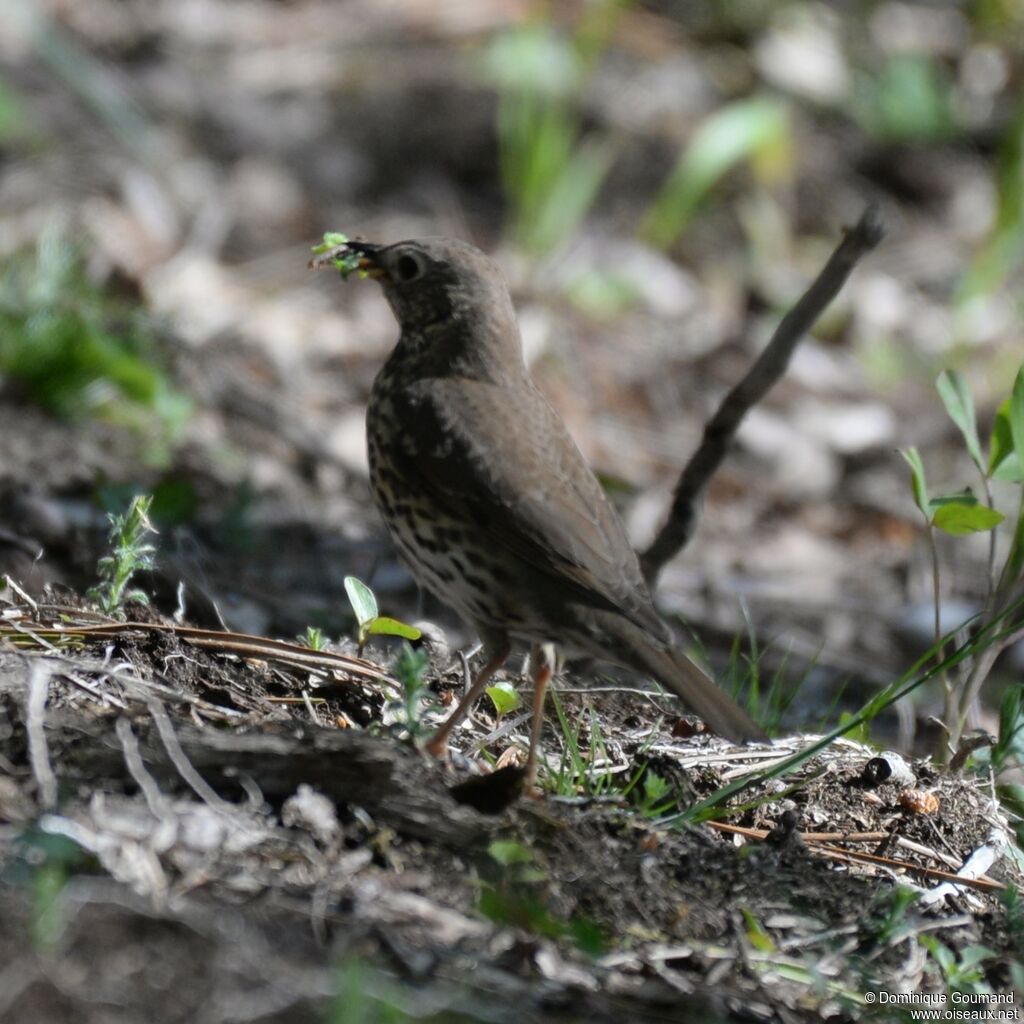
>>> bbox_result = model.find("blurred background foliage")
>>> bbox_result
[1,0,1021,417]
[0,224,190,462]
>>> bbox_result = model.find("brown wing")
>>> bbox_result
[390,375,669,642]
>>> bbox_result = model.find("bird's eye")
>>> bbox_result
[394,253,423,282]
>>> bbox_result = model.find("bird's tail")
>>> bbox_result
[612,623,768,743]
[646,644,768,742]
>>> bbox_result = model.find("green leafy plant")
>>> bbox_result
[485,680,521,719]
[300,626,327,651]
[545,688,615,797]
[0,227,191,464]
[381,644,437,742]
[632,769,677,818]
[86,494,157,616]
[919,937,997,999]
[899,365,1024,759]
[869,885,919,947]
[344,576,422,656]
[478,839,604,955]
[615,726,677,814]
[487,839,538,871]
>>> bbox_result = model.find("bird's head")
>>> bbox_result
[344,237,523,375]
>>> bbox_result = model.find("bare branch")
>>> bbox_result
[641,205,885,585]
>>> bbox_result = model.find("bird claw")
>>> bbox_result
[424,733,449,759]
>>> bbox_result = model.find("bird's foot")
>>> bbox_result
[424,732,449,759]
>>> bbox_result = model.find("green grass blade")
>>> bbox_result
[666,600,1024,826]
[640,96,790,249]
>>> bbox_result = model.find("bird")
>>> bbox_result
[339,236,767,789]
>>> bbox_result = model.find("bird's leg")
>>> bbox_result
[425,639,511,758]
[525,642,557,794]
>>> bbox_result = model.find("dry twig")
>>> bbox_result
[26,659,58,809]
[641,205,885,583]
[707,820,1005,894]
[1,615,396,690]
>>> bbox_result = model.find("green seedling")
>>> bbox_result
[344,576,422,655]
[920,937,997,998]
[86,494,157,616]
[382,643,438,741]
[486,680,521,719]
[870,885,919,947]
[310,232,364,278]
[619,764,679,818]
[479,839,604,956]
[300,626,326,651]
[488,839,535,869]
[636,770,676,817]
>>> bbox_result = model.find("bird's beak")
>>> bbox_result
[308,238,387,279]
[345,240,387,280]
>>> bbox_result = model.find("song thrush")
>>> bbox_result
[343,237,766,786]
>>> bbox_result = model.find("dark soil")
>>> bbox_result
[0,597,1020,1022]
